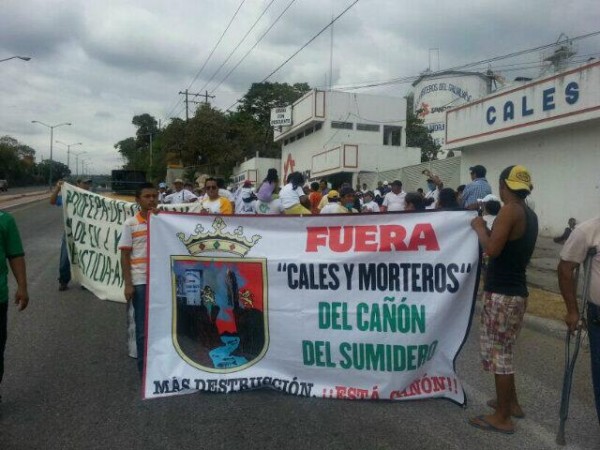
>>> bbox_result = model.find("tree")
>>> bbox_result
[132,113,158,147]
[406,108,441,162]
[235,82,311,156]
[114,137,139,169]
[37,160,71,183]
[0,135,39,185]
[186,104,242,176]
[161,118,187,165]
[114,113,162,177]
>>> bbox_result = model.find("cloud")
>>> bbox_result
[1,0,599,174]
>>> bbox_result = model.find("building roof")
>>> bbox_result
[411,70,492,87]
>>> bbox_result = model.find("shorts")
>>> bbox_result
[480,292,527,375]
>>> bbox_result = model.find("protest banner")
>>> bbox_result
[61,183,202,302]
[144,210,480,403]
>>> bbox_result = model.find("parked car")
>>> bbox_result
[0,180,8,192]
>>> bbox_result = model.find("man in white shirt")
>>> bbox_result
[423,173,443,210]
[381,180,406,212]
[558,216,600,423]
[164,178,197,204]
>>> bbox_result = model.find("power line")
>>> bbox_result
[162,0,246,123]
[197,0,278,96]
[226,0,360,111]
[333,29,600,92]
[187,0,246,90]
[208,0,298,94]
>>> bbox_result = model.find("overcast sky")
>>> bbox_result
[1,0,599,174]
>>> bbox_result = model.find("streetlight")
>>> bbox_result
[31,120,72,188]
[72,151,87,178]
[0,56,31,63]
[55,140,82,173]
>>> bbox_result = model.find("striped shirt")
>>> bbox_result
[118,212,148,286]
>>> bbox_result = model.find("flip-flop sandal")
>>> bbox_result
[486,399,526,418]
[468,415,515,435]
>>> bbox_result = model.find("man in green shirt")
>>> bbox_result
[0,210,29,402]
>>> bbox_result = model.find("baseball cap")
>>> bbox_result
[159,182,167,188]
[174,178,183,183]
[504,165,532,193]
[383,181,389,185]
[327,190,340,199]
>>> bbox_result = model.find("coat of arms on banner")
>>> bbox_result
[172,217,268,373]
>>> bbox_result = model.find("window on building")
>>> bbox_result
[331,121,353,130]
[289,136,296,143]
[383,125,402,146]
[357,123,380,132]
[296,131,304,140]
[284,139,289,146]
[315,122,323,131]
[305,127,314,136]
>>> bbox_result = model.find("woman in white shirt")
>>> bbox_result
[280,172,311,214]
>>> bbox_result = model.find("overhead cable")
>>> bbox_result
[196,0,279,96]
[226,0,360,111]
[209,0,298,94]
[162,0,246,122]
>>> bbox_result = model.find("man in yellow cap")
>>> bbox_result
[469,165,538,434]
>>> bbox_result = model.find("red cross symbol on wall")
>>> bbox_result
[283,153,295,180]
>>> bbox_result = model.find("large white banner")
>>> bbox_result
[145,211,479,403]
[62,183,202,302]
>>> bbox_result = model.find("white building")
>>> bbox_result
[273,90,421,188]
[445,60,600,235]
[231,154,281,187]
[411,70,492,151]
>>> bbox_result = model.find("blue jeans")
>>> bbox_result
[132,285,147,376]
[59,234,71,285]
[588,302,600,423]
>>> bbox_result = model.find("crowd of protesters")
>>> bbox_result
[154,165,502,216]
[15,161,600,439]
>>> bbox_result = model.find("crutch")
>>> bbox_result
[556,247,597,446]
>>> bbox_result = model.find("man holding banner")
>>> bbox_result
[119,183,158,375]
[469,165,537,434]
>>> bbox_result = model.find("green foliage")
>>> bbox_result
[37,159,71,183]
[406,109,441,162]
[0,135,46,186]
[185,104,242,176]
[114,81,310,182]
[235,82,311,157]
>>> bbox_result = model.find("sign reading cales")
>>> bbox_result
[145,211,480,404]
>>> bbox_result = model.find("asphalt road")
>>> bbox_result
[1,199,599,450]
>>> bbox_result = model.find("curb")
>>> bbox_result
[0,190,49,204]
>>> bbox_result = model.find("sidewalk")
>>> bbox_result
[0,189,51,209]
[528,235,562,294]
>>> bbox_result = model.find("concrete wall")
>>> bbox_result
[460,119,600,236]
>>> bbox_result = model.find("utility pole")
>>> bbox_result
[179,89,203,120]
[198,90,215,105]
